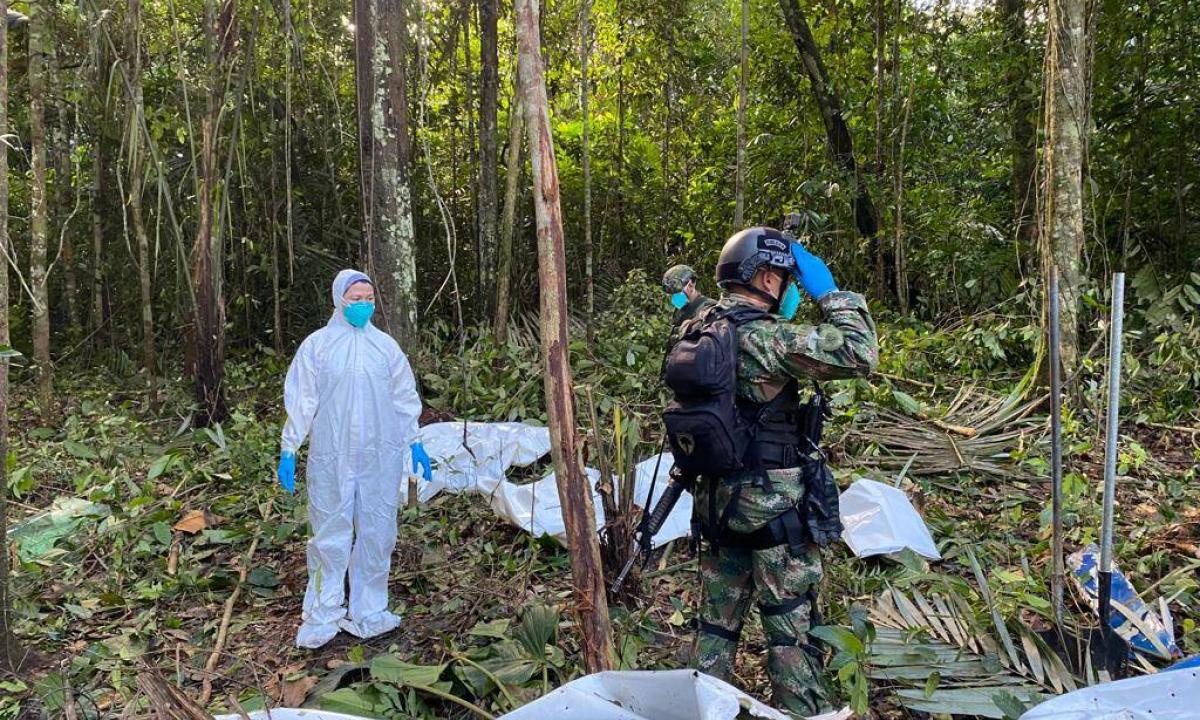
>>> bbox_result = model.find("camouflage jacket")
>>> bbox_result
[723,290,878,403]
[693,290,878,533]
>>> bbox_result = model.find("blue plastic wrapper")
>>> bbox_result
[1069,543,1181,660]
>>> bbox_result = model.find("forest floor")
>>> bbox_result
[3,311,1199,719]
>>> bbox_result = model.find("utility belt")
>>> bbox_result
[696,453,843,556]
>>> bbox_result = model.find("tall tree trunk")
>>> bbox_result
[616,0,626,246]
[191,0,236,425]
[580,0,594,343]
[515,0,614,673]
[871,0,891,302]
[1042,0,1092,373]
[90,136,107,345]
[779,0,880,243]
[478,0,499,315]
[734,0,748,228]
[54,91,81,340]
[890,0,909,313]
[0,0,19,671]
[354,0,419,347]
[1001,0,1036,254]
[126,0,156,382]
[28,0,52,412]
[494,81,523,343]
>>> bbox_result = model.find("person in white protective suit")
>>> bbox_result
[276,269,434,649]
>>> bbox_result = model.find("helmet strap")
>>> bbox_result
[734,283,782,310]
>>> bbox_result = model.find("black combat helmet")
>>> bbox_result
[715,227,797,290]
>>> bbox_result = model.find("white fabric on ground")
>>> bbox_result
[497,669,853,720]
[839,478,941,560]
[1019,667,1200,720]
[410,423,687,550]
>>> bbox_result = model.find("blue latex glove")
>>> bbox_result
[411,442,433,482]
[278,450,297,494]
[789,242,838,300]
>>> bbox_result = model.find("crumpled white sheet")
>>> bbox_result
[497,669,853,720]
[1019,667,1200,720]
[413,424,943,561]
[211,672,851,720]
[408,423,688,549]
[839,478,941,560]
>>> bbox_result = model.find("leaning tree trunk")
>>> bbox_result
[190,0,236,425]
[1001,0,1037,255]
[493,77,523,344]
[779,0,881,255]
[734,0,748,228]
[1042,0,1091,374]
[515,0,614,674]
[28,0,52,412]
[478,0,499,316]
[354,0,419,348]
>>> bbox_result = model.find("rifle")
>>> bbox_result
[610,469,692,594]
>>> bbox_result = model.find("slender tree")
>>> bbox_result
[1042,0,1092,372]
[493,80,523,343]
[28,0,51,411]
[126,0,156,381]
[580,0,594,342]
[354,0,419,347]
[0,0,18,671]
[779,0,881,260]
[515,0,614,673]
[478,0,499,314]
[733,0,748,228]
[190,0,237,424]
[1000,0,1036,252]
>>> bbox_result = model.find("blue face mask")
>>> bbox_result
[778,283,801,320]
[344,301,375,328]
[670,292,688,310]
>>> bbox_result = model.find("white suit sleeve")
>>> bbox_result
[281,337,321,453]
[390,350,423,444]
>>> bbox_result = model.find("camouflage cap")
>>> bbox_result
[662,264,698,293]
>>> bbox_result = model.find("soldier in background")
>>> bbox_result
[662,264,714,329]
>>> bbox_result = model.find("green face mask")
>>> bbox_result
[778,282,801,320]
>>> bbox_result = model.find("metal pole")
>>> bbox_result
[1048,268,1064,630]
[1098,272,1125,676]
[1099,273,1124,576]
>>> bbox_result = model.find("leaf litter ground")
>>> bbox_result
[3,354,1199,719]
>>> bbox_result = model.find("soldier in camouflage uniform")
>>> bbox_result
[690,227,877,716]
[663,264,715,329]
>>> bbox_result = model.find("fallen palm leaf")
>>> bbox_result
[840,385,1046,480]
[866,581,1081,718]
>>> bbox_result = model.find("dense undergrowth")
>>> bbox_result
[2,272,1198,719]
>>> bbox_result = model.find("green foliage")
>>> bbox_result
[812,606,875,715]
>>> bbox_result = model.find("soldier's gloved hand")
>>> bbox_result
[789,242,838,300]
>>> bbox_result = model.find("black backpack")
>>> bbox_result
[662,305,774,476]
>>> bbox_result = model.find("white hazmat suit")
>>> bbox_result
[281,270,423,649]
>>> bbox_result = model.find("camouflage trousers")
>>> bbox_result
[691,469,833,717]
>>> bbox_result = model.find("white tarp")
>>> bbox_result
[413,424,940,560]
[839,478,941,560]
[408,422,688,549]
[1019,667,1200,720]
[498,669,853,720]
